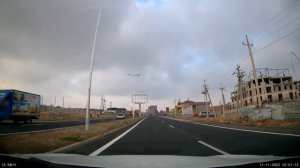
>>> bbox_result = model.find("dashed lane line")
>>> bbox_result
[198,140,229,155]
[169,125,174,128]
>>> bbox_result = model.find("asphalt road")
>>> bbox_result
[62,114,300,156]
[0,118,119,135]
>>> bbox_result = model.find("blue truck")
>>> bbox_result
[0,89,40,124]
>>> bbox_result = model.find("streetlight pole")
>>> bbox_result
[85,6,102,131]
[127,73,141,119]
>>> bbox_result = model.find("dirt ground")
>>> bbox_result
[39,111,115,121]
[0,118,141,154]
[170,115,300,128]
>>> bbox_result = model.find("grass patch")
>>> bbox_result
[59,136,81,142]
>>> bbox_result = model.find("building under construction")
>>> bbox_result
[230,68,299,108]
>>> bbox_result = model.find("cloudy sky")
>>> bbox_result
[1,0,300,111]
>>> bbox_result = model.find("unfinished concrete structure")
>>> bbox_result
[294,81,300,96]
[231,68,299,108]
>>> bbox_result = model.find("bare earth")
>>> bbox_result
[0,118,141,154]
[170,115,300,128]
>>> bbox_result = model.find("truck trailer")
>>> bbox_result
[0,89,40,124]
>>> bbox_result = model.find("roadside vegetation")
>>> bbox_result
[0,118,141,154]
[170,114,300,128]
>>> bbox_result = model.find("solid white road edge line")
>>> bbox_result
[169,125,174,128]
[195,122,300,137]
[198,141,229,155]
[89,117,147,156]
[165,116,300,137]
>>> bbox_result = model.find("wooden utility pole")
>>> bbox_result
[243,35,261,107]
[220,87,226,117]
[203,80,215,117]
[202,80,209,118]
[233,65,245,118]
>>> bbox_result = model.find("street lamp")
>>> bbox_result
[127,73,141,119]
[85,6,102,131]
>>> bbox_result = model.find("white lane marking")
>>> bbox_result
[198,141,229,155]
[89,118,146,156]
[0,120,114,136]
[165,117,300,137]
[195,122,300,137]
[169,125,174,128]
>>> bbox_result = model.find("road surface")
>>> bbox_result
[0,118,119,135]
[62,114,300,156]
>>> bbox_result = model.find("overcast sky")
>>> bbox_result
[1,0,300,111]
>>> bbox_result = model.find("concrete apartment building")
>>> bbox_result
[230,68,299,108]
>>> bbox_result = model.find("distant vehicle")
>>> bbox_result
[0,89,40,124]
[107,107,118,113]
[199,111,215,117]
[115,108,126,119]
[116,111,125,119]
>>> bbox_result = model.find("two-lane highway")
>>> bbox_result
[0,118,118,135]
[61,114,300,156]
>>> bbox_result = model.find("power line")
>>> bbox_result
[253,28,300,54]
[291,51,300,62]
[254,16,300,43]
[248,0,299,36]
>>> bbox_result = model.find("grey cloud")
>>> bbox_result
[1,0,299,108]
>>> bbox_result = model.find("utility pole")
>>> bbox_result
[220,87,226,117]
[203,80,209,118]
[85,6,102,131]
[103,98,107,118]
[233,65,245,118]
[62,96,64,111]
[54,96,56,107]
[174,99,177,117]
[204,80,215,117]
[53,96,56,112]
[100,94,104,111]
[243,35,261,107]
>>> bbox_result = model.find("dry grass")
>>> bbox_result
[39,112,84,121]
[171,115,300,128]
[0,118,141,154]
[39,111,115,121]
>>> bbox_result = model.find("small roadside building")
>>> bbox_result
[176,100,209,115]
